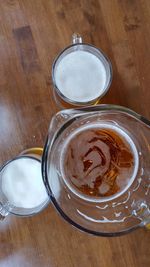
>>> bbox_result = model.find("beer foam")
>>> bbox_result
[2,158,48,209]
[60,123,139,202]
[55,51,107,102]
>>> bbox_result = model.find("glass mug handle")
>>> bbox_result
[132,201,150,230]
[72,33,82,44]
[0,202,11,220]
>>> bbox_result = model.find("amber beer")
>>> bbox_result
[60,124,139,202]
[53,89,100,109]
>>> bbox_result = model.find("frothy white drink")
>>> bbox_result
[55,51,107,102]
[2,158,48,209]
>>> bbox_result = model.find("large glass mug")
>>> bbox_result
[42,104,150,236]
[52,34,112,108]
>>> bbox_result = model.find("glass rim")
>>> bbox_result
[42,104,150,236]
[52,43,113,106]
[0,155,50,217]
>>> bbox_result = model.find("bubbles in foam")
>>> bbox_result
[55,51,107,102]
[60,123,139,202]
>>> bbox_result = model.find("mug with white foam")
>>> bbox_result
[52,34,112,108]
[0,149,49,220]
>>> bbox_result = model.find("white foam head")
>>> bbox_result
[55,51,107,102]
[1,157,48,209]
[60,123,139,202]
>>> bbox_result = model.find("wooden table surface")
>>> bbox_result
[0,1,150,266]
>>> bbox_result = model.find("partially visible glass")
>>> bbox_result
[19,147,43,159]
[52,34,112,108]
[42,104,150,236]
[0,148,49,220]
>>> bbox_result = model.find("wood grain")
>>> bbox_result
[0,0,150,266]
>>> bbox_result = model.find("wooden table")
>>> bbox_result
[0,1,150,266]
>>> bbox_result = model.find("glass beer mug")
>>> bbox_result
[0,149,49,219]
[52,34,112,108]
[42,104,150,236]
